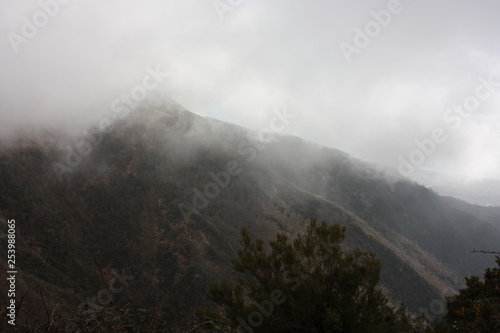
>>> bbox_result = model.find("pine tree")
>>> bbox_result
[436,256,500,332]
[204,219,416,332]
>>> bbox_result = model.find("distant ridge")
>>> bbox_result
[411,168,500,207]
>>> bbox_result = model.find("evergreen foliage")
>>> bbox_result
[205,219,421,332]
[434,256,500,332]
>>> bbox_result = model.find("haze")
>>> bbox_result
[1,0,499,180]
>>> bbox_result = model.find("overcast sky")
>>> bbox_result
[1,0,499,180]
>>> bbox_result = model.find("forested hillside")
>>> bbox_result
[1,98,499,330]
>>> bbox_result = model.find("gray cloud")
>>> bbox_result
[1,0,499,179]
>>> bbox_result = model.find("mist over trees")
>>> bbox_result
[0,101,499,332]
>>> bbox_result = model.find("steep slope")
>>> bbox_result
[253,135,499,275]
[441,196,500,227]
[1,98,499,328]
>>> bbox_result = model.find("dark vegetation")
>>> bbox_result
[434,256,500,332]
[203,220,426,332]
[0,99,499,331]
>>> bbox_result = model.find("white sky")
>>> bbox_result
[1,0,499,179]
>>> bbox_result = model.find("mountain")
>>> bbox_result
[1,97,499,329]
[410,168,500,207]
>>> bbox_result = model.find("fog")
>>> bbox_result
[1,0,499,180]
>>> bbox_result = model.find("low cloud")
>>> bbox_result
[1,0,499,179]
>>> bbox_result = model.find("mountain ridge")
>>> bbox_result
[1,97,499,328]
